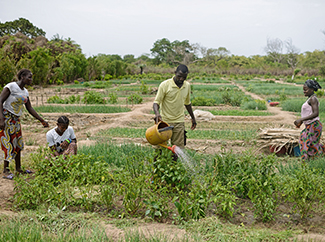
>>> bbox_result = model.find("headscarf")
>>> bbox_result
[305,79,322,91]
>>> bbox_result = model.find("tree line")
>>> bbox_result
[0,18,324,86]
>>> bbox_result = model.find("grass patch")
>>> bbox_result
[94,127,258,142]
[185,217,295,241]
[191,78,229,84]
[0,213,110,242]
[281,97,325,111]
[131,121,288,130]
[208,109,272,116]
[236,80,303,96]
[34,105,131,113]
[192,84,238,91]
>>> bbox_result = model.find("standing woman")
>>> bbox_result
[0,69,49,179]
[294,79,325,161]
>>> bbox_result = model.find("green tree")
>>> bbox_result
[300,50,325,69]
[87,56,101,81]
[150,38,173,65]
[55,51,88,82]
[172,40,197,65]
[150,38,197,65]
[17,47,54,85]
[0,50,16,86]
[123,54,135,63]
[0,18,45,38]
[203,47,230,66]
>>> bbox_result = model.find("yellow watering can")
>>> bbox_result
[145,121,174,147]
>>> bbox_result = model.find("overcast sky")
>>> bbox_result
[1,0,325,58]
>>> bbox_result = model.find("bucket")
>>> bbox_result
[269,145,286,155]
[294,145,301,157]
[145,121,173,145]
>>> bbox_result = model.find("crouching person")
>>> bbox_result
[46,116,77,157]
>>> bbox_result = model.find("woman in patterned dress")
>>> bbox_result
[0,69,49,179]
[294,79,324,161]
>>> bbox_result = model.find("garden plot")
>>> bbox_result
[17,80,300,156]
[2,79,325,241]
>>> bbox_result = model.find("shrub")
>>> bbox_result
[319,66,325,77]
[140,81,149,94]
[152,149,191,189]
[191,96,216,106]
[241,99,267,110]
[283,165,323,219]
[56,80,64,85]
[83,90,106,104]
[127,94,142,104]
[108,92,118,104]
[104,74,113,80]
[47,95,65,104]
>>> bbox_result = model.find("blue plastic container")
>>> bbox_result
[294,146,301,157]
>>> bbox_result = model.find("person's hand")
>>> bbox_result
[294,119,302,128]
[60,140,69,149]
[154,114,162,124]
[41,120,49,128]
[191,119,197,130]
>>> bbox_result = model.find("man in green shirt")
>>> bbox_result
[153,64,196,149]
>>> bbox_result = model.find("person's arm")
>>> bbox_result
[0,88,10,130]
[153,83,166,124]
[294,96,319,127]
[185,104,197,130]
[46,132,60,156]
[25,98,49,127]
[49,145,60,156]
[153,103,162,124]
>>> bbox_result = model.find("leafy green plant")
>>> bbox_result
[283,165,323,219]
[210,181,237,218]
[152,149,191,189]
[13,148,111,210]
[143,192,170,223]
[127,94,142,104]
[140,81,149,94]
[191,96,216,106]
[241,99,267,110]
[108,92,118,104]
[174,188,208,222]
[56,80,64,85]
[100,184,117,212]
[247,155,278,222]
[121,175,147,216]
[47,95,65,104]
[82,90,106,104]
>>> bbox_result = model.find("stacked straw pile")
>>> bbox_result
[258,128,301,154]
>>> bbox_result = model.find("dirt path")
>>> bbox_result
[233,81,299,126]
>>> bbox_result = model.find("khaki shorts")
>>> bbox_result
[169,122,185,149]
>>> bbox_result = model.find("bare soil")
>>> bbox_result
[1,83,324,241]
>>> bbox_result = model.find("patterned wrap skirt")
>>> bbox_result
[0,109,24,162]
[299,120,325,160]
